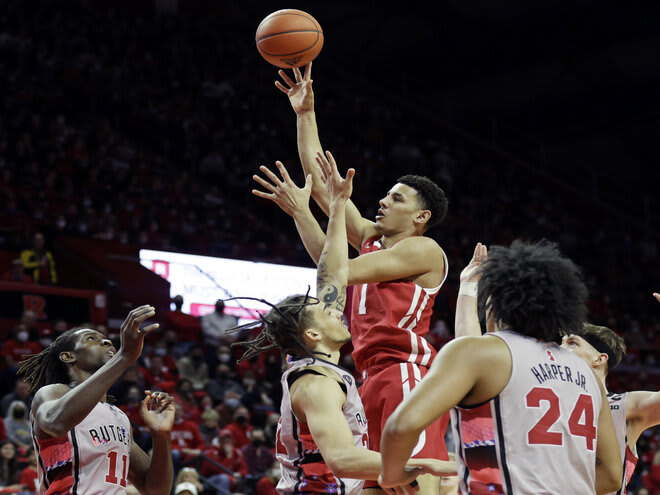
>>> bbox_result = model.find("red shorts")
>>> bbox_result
[359,362,449,489]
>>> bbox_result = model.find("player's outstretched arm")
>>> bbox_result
[292,372,450,488]
[129,391,175,495]
[32,306,158,437]
[594,380,624,495]
[347,235,445,286]
[252,161,326,265]
[380,336,495,489]
[315,150,353,312]
[625,390,660,447]
[276,63,376,249]
[454,243,487,338]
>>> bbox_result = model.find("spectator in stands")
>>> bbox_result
[1,259,33,283]
[240,428,275,478]
[177,345,209,391]
[198,408,221,448]
[1,324,43,371]
[201,300,239,347]
[139,353,177,391]
[224,406,253,450]
[165,295,202,352]
[118,385,147,431]
[255,462,281,495]
[174,467,204,495]
[18,447,38,494]
[263,412,280,449]
[170,402,205,473]
[0,381,32,419]
[4,401,30,450]
[0,440,21,490]
[199,428,248,495]
[174,378,202,423]
[20,232,57,284]
[151,338,179,372]
[206,363,244,406]
[239,369,274,415]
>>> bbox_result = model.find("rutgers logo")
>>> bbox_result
[546,350,555,362]
[22,295,46,319]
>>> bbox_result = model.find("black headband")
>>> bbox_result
[582,334,619,368]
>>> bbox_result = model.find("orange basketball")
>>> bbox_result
[255,9,324,68]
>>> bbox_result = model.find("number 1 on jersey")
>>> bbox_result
[358,284,367,314]
[106,451,128,487]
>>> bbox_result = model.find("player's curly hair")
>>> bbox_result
[477,240,587,342]
[228,293,322,362]
[397,175,448,231]
[17,328,80,393]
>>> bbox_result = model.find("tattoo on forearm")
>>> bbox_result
[317,252,347,312]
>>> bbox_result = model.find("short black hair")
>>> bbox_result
[396,175,448,231]
[477,240,587,341]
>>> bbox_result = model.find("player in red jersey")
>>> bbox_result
[244,153,454,495]
[18,306,175,495]
[259,63,451,495]
[254,66,450,491]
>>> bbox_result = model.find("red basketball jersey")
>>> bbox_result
[350,236,448,373]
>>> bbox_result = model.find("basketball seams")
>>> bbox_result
[257,32,322,57]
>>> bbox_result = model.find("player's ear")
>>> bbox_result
[303,328,322,343]
[59,351,75,364]
[596,353,609,367]
[414,209,431,227]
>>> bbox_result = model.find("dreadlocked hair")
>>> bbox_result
[477,239,587,342]
[227,294,320,362]
[17,328,80,393]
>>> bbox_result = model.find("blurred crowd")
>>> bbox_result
[0,1,658,494]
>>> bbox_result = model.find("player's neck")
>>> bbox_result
[310,346,340,364]
[379,230,421,249]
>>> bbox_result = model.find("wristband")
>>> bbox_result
[458,281,478,298]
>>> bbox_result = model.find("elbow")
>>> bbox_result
[596,468,623,495]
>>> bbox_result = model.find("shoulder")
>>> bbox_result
[32,383,71,410]
[290,366,345,403]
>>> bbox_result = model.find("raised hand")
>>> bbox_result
[315,150,354,203]
[460,242,488,284]
[140,390,175,433]
[119,305,159,362]
[275,63,314,115]
[654,292,660,303]
[252,161,313,217]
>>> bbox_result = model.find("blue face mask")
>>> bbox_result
[225,398,240,409]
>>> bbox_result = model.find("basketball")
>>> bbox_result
[255,9,324,69]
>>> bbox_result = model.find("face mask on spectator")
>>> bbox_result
[252,438,264,447]
[218,353,231,363]
[13,407,25,419]
[17,331,29,342]
[154,348,167,356]
[224,398,240,409]
[236,415,248,425]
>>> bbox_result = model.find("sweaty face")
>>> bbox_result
[69,329,116,371]
[374,183,425,235]
[560,334,600,367]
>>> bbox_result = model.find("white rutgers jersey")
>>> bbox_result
[451,331,602,495]
[33,401,132,495]
[276,357,368,495]
[607,393,638,495]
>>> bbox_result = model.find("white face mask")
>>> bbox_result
[16,331,29,343]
